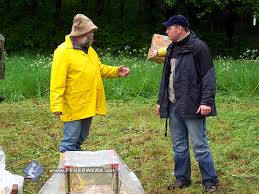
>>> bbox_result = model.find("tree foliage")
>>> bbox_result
[0,0,258,57]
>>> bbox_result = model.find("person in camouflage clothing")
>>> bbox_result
[0,33,5,102]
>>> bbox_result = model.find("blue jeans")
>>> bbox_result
[169,103,218,185]
[59,117,92,152]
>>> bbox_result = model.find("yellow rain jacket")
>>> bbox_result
[50,35,119,122]
[157,47,167,57]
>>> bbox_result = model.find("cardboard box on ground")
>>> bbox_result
[147,34,172,64]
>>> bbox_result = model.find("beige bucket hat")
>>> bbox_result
[69,14,98,37]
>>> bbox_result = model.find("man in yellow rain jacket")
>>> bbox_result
[50,14,129,152]
[150,47,167,59]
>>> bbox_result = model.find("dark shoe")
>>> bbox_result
[167,180,191,190]
[204,183,218,193]
[0,96,4,102]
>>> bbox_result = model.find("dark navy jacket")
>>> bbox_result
[158,31,217,119]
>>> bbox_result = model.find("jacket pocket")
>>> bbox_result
[71,83,91,106]
[175,94,198,116]
[71,81,89,93]
[72,90,91,105]
[185,95,198,115]
[190,89,201,106]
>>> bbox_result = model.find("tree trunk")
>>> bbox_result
[53,0,62,47]
[4,0,10,13]
[96,0,104,16]
[55,0,62,20]
[119,0,125,25]
[81,0,88,13]
[148,0,156,30]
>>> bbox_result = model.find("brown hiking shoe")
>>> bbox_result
[167,180,191,190]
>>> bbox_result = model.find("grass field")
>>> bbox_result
[0,96,258,193]
[0,53,258,101]
[0,53,258,193]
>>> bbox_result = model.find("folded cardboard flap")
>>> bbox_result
[147,34,172,64]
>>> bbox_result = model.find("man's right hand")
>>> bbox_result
[53,112,63,116]
[156,104,160,115]
[150,50,158,58]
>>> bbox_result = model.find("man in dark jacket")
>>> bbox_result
[156,15,219,192]
[0,33,5,102]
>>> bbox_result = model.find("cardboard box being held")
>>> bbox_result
[147,34,172,64]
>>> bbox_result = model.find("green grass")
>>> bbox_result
[0,96,258,193]
[0,54,258,193]
[0,54,51,101]
[0,53,258,102]
[215,58,259,96]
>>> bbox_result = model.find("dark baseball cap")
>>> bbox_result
[163,15,189,27]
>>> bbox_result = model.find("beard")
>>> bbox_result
[80,36,93,48]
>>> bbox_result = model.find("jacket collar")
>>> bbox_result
[175,31,190,45]
[64,35,89,53]
[64,35,73,49]
[168,31,197,54]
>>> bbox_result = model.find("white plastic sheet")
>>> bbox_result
[0,147,5,171]
[40,150,145,194]
[0,146,24,194]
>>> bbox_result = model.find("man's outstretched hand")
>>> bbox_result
[118,66,130,77]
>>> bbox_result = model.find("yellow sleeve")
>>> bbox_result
[100,64,119,78]
[50,49,68,113]
[157,47,167,57]
[90,47,119,78]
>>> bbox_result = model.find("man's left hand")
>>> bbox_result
[196,105,211,116]
[118,66,130,77]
